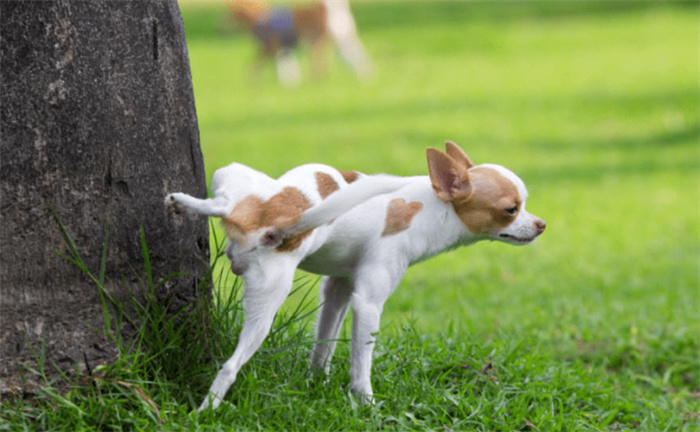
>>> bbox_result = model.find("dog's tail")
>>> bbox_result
[282,174,415,236]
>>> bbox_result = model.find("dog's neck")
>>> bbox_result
[386,177,483,267]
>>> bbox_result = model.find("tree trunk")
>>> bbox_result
[0,0,209,394]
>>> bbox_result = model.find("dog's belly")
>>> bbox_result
[298,198,388,277]
[297,236,364,277]
[298,249,357,277]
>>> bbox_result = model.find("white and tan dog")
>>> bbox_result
[165,142,545,410]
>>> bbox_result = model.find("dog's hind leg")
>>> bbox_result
[198,259,296,411]
[165,193,229,218]
[310,276,353,374]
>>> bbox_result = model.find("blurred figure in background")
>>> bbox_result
[228,0,373,87]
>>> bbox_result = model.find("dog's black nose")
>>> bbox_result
[535,219,547,234]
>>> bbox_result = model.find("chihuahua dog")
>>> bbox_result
[165,142,545,410]
[229,0,373,87]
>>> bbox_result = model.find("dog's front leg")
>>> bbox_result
[311,276,353,374]
[198,262,296,411]
[349,266,401,405]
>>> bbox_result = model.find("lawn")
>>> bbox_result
[2,1,698,430]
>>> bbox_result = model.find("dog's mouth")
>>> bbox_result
[498,233,539,244]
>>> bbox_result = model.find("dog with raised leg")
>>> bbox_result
[165,141,546,410]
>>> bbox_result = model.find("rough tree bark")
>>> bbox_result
[0,1,209,394]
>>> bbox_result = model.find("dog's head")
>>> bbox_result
[427,141,546,245]
[219,186,312,274]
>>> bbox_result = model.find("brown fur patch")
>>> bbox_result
[315,172,340,199]
[221,195,264,242]
[382,198,423,237]
[339,170,360,184]
[292,3,327,41]
[277,229,314,252]
[222,187,312,251]
[452,167,520,234]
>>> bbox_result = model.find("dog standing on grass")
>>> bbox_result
[166,142,546,410]
[229,0,373,87]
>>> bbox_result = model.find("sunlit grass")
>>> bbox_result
[182,2,699,429]
[2,1,697,430]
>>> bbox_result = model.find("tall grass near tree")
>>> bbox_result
[1,1,698,430]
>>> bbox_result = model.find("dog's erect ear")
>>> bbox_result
[444,141,475,169]
[426,148,473,202]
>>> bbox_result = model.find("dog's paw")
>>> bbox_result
[358,393,376,406]
[351,385,376,406]
[165,193,187,214]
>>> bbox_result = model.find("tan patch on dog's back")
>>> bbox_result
[222,187,312,250]
[339,170,360,184]
[315,172,340,199]
[382,198,423,237]
[221,195,264,241]
[452,167,520,234]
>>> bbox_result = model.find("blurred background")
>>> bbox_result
[177,0,698,346]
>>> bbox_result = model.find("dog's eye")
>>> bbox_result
[263,229,281,246]
[504,206,518,216]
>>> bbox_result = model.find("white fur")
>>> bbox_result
[165,146,545,411]
[323,0,374,79]
[275,52,302,88]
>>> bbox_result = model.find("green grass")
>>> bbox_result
[2,1,698,430]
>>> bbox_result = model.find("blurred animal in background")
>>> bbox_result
[228,0,373,87]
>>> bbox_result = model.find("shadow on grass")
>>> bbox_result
[519,122,699,183]
[354,0,696,32]
[227,85,697,135]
